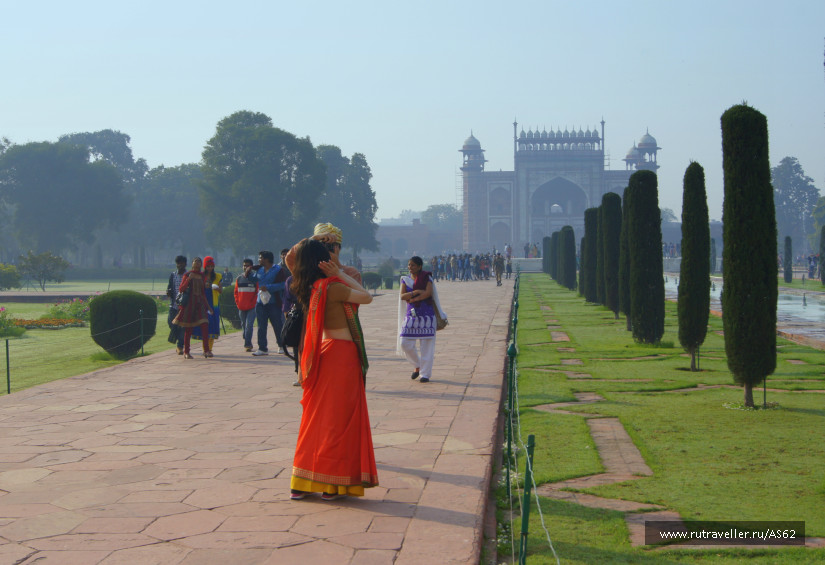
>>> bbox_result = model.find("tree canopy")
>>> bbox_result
[0,141,129,252]
[199,111,326,255]
[316,145,379,258]
[17,251,71,291]
[772,156,819,253]
[421,203,462,230]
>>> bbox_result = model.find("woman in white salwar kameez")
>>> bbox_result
[397,256,446,383]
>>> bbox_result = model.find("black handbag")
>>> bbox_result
[281,303,304,349]
[175,286,191,307]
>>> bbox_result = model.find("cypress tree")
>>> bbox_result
[678,162,710,371]
[579,237,586,297]
[721,103,777,408]
[601,192,622,319]
[543,236,552,275]
[583,207,599,303]
[595,206,605,304]
[549,233,559,278]
[560,225,577,290]
[618,186,632,330]
[555,231,564,283]
[627,170,665,344]
[783,237,793,283]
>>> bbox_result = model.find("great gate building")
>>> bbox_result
[460,121,660,252]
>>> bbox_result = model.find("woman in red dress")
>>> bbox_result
[172,257,213,359]
[287,238,378,501]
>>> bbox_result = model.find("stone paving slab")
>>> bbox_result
[0,278,515,564]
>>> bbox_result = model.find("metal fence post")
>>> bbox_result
[506,341,517,497]
[519,434,536,565]
[139,309,144,356]
[5,339,9,395]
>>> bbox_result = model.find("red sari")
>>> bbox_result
[291,277,378,496]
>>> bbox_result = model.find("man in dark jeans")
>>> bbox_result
[165,255,187,354]
[249,250,286,356]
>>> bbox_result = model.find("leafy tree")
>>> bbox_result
[0,142,129,252]
[134,164,206,254]
[199,111,326,255]
[58,130,148,185]
[771,157,819,254]
[678,162,710,370]
[784,236,793,283]
[583,207,599,302]
[317,145,379,259]
[627,170,664,344]
[17,251,71,291]
[559,225,577,291]
[618,187,632,330]
[721,104,777,408]
[601,192,622,319]
[420,203,462,230]
[0,263,21,290]
[661,207,678,223]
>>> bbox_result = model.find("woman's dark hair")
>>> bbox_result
[290,239,331,308]
[409,256,423,267]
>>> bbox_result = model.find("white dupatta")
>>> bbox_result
[396,274,447,355]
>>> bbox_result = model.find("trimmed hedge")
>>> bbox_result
[89,290,157,358]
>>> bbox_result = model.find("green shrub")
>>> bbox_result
[89,290,157,359]
[0,264,21,290]
[0,306,26,338]
[377,259,396,278]
[219,286,242,329]
[362,272,382,291]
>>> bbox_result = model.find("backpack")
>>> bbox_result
[281,303,304,350]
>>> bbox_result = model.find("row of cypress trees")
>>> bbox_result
[544,226,577,291]
[543,103,777,407]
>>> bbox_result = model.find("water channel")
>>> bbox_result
[664,275,825,346]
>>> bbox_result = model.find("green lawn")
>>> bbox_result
[0,299,238,394]
[502,274,825,564]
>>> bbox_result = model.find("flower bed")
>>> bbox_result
[12,318,86,329]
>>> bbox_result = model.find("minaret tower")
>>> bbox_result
[460,132,487,250]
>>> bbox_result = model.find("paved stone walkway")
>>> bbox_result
[0,278,515,564]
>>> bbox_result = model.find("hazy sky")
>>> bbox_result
[2,0,823,224]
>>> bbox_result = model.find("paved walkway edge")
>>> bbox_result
[395,292,512,565]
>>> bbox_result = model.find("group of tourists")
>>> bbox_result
[166,250,291,359]
[427,251,512,282]
[165,222,450,503]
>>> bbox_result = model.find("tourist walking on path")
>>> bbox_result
[398,255,446,383]
[287,238,378,501]
[494,252,505,286]
[249,250,286,356]
[172,257,213,359]
[192,256,222,352]
[234,258,258,352]
[165,255,187,354]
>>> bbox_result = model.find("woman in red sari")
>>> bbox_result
[172,257,213,359]
[287,238,378,501]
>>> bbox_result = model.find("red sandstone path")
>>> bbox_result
[0,278,515,565]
